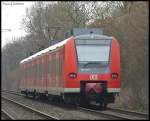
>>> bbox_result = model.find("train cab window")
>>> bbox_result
[76,45,110,62]
[75,39,111,74]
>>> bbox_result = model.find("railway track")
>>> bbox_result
[2,90,149,120]
[78,106,149,120]
[2,109,15,120]
[78,107,128,120]
[107,107,149,119]
[2,90,22,96]
[2,96,59,120]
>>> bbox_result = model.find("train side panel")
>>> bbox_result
[64,38,80,93]
[108,38,120,92]
[46,46,65,95]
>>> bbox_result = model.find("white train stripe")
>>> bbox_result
[20,87,120,93]
[64,88,80,92]
[107,88,120,92]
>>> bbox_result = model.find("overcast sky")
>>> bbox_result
[1,1,101,48]
[2,1,35,48]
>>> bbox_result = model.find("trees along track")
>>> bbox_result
[2,96,59,120]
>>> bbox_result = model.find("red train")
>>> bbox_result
[20,29,120,108]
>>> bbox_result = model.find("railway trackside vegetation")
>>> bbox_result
[2,1,148,113]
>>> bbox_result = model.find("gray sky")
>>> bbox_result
[1,1,103,48]
[2,1,34,48]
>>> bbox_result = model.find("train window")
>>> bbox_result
[31,62,33,79]
[39,60,41,79]
[35,61,37,81]
[27,64,29,79]
[24,64,26,82]
[42,59,44,78]
[48,58,50,74]
[76,45,110,62]
[42,59,44,79]
[32,64,34,80]
[76,42,111,73]
[32,63,33,80]
[75,39,111,45]
[37,59,40,80]
[40,59,42,78]
[50,57,52,77]
[34,62,36,81]
[30,63,32,78]
[33,62,34,79]
[41,59,43,78]
[39,61,41,79]
[37,61,38,80]
[29,63,31,78]
[29,63,30,78]
[27,64,28,80]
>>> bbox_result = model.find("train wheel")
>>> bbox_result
[25,90,28,97]
[80,98,90,106]
[64,97,71,104]
[99,102,107,109]
[33,91,37,99]
[103,103,107,108]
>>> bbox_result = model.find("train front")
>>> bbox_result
[75,34,120,107]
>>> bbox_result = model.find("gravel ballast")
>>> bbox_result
[2,99,46,120]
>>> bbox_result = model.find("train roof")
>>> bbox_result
[64,28,103,39]
[20,34,113,64]
[20,37,70,64]
[75,34,113,40]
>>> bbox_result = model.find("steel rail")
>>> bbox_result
[2,109,15,120]
[2,90,21,95]
[78,107,129,120]
[78,106,149,120]
[108,108,149,119]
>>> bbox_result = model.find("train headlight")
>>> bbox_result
[111,73,118,79]
[69,73,77,78]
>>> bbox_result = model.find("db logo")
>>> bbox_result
[90,74,98,80]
